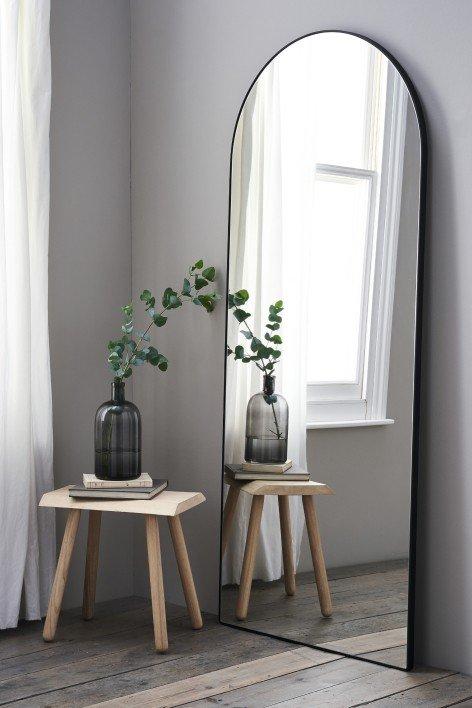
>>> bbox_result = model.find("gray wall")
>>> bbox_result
[129,0,472,674]
[49,0,133,607]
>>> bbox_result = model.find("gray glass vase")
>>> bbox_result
[244,374,288,464]
[94,379,141,480]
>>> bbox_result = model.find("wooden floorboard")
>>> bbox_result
[236,610,408,645]
[89,647,339,707]
[221,559,409,664]
[370,672,472,706]
[318,627,407,654]
[1,594,471,708]
[185,656,382,707]
[0,624,289,705]
[192,666,452,707]
[0,597,156,662]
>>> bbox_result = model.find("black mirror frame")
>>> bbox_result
[218,30,427,672]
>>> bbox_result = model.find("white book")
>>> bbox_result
[83,472,153,489]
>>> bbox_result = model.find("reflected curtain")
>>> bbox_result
[0,0,55,629]
[222,59,311,584]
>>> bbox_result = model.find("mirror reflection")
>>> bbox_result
[220,32,421,670]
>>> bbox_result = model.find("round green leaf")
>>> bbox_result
[202,266,215,281]
[233,308,250,323]
[153,314,167,327]
[234,289,249,305]
[157,354,168,371]
[146,346,160,365]
[195,277,208,291]
[182,278,191,296]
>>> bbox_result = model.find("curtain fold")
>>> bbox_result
[222,58,310,585]
[0,0,54,629]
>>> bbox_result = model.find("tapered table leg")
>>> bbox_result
[221,485,240,556]
[82,510,102,620]
[168,515,203,629]
[278,496,296,596]
[236,495,264,621]
[43,509,81,641]
[145,515,168,652]
[303,495,332,617]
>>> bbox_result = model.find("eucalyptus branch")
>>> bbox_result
[107,260,221,382]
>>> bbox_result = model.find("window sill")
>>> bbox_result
[306,418,394,430]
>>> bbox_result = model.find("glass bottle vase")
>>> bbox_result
[245,374,289,464]
[94,379,141,480]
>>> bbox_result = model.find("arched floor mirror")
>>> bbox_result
[219,31,426,671]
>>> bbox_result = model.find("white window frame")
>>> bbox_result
[307,59,407,428]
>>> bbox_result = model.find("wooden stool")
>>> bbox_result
[222,473,334,621]
[39,486,205,652]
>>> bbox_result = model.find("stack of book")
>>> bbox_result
[68,472,168,500]
[225,459,310,481]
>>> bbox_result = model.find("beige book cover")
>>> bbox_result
[83,472,153,489]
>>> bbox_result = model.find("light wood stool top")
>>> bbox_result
[40,485,205,653]
[40,485,205,516]
[223,473,334,497]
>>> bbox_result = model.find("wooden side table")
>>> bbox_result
[222,473,334,621]
[39,486,205,652]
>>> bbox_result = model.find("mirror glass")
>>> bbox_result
[220,32,423,670]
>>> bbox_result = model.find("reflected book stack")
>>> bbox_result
[69,473,168,499]
[225,460,310,481]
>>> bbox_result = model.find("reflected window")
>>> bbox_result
[272,35,408,425]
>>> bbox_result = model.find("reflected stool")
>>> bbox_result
[222,472,334,621]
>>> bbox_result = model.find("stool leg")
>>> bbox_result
[168,515,203,629]
[236,495,264,621]
[303,495,332,617]
[278,496,296,596]
[43,509,81,641]
[82,510,102,620]
[221,485,240,556]
[145,515,168,652]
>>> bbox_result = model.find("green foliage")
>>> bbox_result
[228,291,284,438]
[227,291,284,376]
[107,260,220,381]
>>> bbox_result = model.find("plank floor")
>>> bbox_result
[221,559,409,667]
[1,595,471,707]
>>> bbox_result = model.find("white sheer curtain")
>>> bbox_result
[0,0,55,629]
[223,49,312,584]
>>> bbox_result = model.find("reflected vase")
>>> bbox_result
[94,379,141,480]
[244,374,288,464]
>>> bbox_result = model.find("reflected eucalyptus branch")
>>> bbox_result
[227,290,284,439]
